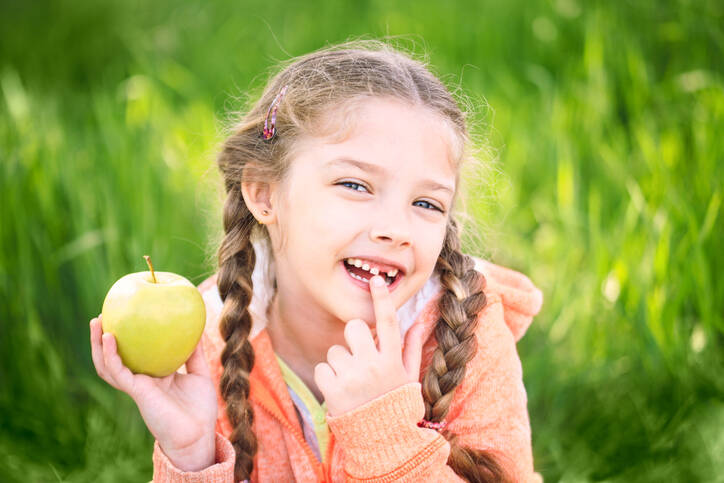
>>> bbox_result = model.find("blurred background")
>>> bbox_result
[1,0,722,481]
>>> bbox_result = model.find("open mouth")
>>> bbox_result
[342,258,403,289]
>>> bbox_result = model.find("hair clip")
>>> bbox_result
[261,85,289,141]
[417,419,447,431]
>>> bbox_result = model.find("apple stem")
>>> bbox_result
[143,255,158,284]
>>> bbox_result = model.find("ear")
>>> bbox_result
[240,171,277,225]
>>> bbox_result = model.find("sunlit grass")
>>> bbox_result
[1,0,722,481]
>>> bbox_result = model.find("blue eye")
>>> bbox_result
[337,181,444,213]
[338,181,369,192]
[414,200,444,212]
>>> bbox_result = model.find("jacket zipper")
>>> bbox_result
[324,432,336,482]
[253,395,331,482]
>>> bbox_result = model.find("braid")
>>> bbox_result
[217,182,259,481]
[422,218,514,482]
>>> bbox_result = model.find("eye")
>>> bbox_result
[336,181,369,193]
[414,200,445,213]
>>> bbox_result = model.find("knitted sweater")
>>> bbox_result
[151,252,544,482]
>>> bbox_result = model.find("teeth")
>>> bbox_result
[348,271,392,286]
[344,258,402,281]
[349,272,369,283]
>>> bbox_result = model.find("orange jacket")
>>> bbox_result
[152,258,543,482]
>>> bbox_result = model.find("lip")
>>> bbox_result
[341,255,407,275]
[339,260,404,293]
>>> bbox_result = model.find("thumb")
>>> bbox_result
[402,322,427,382]
[184,339,211,378]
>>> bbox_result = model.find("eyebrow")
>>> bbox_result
[325,157,455,195]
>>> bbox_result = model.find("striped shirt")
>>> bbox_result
[275,355,330,463]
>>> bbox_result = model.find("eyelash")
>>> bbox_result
[336,181,445,213]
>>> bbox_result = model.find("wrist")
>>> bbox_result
[160,433,217,472]
[326,382,444,475]
[327,383,426,443]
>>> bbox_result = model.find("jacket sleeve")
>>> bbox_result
[326,296,542,483]
[152,430,236,483]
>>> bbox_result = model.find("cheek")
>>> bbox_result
[418,222,447,263]
[299,190,366,237]
[282,192,354,256]
[403,223,446,293]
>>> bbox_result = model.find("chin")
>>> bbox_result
[335,304,376,325]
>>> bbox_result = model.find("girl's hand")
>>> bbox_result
[89,315,218,472]
[314,275,428,417]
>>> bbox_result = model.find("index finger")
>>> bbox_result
[369,275,401,354]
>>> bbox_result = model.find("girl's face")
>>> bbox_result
[268,97,457,325]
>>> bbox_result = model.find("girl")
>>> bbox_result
[90,40,544,482]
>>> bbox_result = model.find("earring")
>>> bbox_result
[257,209,270,225]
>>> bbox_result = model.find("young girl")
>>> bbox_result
[90,40,544,482]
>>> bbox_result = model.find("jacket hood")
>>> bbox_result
[473,258,543,341]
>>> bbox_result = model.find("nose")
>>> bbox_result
[369,211,412,248]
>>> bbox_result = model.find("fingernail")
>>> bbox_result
[371,276,385,287]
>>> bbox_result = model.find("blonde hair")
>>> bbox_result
[215,39,512,482]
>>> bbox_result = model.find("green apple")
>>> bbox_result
[101,255,206,377]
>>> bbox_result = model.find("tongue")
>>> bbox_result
[347,264,373,279]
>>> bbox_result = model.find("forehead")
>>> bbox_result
[289,98,458,187]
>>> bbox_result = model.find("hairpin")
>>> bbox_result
[417,419,447,431]
[261,85,289,141]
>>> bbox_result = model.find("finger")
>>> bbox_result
[101,332,136,394]
[369,275,401,355]
[313,362,336,395]
[402,322,427,382]
[343,319,376,357]
[99,332,122,390]
[184,339,210,378]
[89,318,109,380]
[326,344,353,374]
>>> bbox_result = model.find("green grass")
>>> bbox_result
[1,0,722,481]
